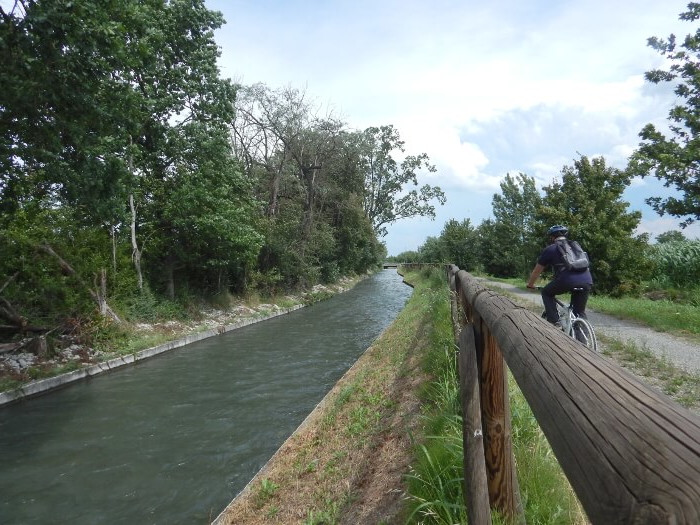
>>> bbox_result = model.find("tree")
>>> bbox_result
[437,219,480,271]
[417,236,445,263]
[231,84,379,287]
[629,2,700,227]
[0,0,252,325]
[358,125,446,236]
[232,84,310,218]
[537,156,653,294]
[486,173,542,277]
[656,230,687,243]
[151,124,263,297]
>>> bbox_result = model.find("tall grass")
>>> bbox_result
[404,267,466,524]
[403,267,586,524]
[651,240,700,288]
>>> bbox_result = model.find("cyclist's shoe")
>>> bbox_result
[553,321,562,329]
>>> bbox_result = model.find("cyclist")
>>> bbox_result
[526,225,593,327]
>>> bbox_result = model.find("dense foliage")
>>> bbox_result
[536,156,653,295]
[392,156,657,295]
[0,1,444,334]
[630,2,700,227]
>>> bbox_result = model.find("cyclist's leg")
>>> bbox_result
[541,280,569,324]
[570,285,591,319]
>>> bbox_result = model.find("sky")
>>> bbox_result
[208,0,700,255]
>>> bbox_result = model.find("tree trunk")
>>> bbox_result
[300,162,320,249]
[37,244,122,323]
[130,194,144,291]
[267,159,285,217]
[164,257,175,300]
[111,224,117,274]
[0,272,19,295]
[0,296,28,336]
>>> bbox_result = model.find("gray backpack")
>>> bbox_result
[555,239,590,272]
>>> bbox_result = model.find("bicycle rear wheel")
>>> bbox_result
[571,318,598,352]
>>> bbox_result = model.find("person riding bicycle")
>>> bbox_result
[526,225,593,327]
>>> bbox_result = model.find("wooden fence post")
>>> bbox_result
[459,325,492,524]
[473,316,524,522]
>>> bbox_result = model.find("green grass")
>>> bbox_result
[402,267,586,524]
[508,374,587,524]
[599,335,700,411]
[588,295,700,340]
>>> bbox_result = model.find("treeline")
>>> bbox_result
[391,156,699,296]
[0,0,444,331]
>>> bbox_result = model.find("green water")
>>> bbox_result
[0,270,412,524]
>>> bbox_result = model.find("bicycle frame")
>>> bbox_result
[554,297,575,336]
[542,294,598,352]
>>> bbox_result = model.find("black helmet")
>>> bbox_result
[547,225,568,237]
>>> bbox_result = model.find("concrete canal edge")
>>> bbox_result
[0,305,304,407]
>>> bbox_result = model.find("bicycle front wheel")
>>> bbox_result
[571,318,598,352]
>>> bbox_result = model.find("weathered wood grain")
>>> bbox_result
[449,267,700,524]
[458,326,492,525]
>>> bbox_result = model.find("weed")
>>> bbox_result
[601,336,700,412]
[254,478,279,508]
[304,499,339,524]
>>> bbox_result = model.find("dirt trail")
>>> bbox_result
[478,279,700,374]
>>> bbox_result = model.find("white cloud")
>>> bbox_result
[208,0,696,254]
[397,121,501,190]
[636,217,700,241]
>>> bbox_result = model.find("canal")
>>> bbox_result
[0,270,412,524]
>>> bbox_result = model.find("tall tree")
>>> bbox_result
[438,218,479,271]
[358,125,446,236]
[629,2,700,227]
[150,124,263,297]
[231,84,307,218]
[537,156,653,294]
[0,0,251,322]
[488,173,542,277]
[656,230,686,243]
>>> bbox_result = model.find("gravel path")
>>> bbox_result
[477,279,700,374]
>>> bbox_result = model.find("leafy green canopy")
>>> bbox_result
[630,2,700,227]
[0,0,261,321]
[0,0,236,217]
[359,125,446,237]
[477,173,542,277]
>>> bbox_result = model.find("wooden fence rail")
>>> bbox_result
[446,264,700,525]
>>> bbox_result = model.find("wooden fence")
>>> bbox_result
[446,265,700,524]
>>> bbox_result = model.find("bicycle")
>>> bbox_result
[537,287,598,352]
